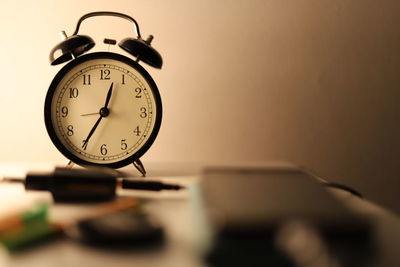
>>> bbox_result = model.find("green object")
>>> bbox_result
[20,204,48,224]
[0,204,58,252]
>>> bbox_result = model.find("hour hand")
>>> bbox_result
[104,82,113,108]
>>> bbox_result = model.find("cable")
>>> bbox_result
[302,167,364,199]
[322,182,364,199]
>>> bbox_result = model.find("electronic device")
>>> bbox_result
[73,208,164,248]
[44,12,163,175]
[199,166,373,267]
[2,167,184,202]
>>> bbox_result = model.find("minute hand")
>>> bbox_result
[82,115,103,150]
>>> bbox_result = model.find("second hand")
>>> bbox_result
[81,112,99,116]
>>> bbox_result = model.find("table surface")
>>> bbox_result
[0,162,399,267]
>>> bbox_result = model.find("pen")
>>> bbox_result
[1,167,185,202]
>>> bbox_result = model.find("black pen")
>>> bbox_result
[1,167,185,202]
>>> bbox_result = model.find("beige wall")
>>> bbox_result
[0,1,399,212]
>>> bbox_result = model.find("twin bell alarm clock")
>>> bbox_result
[44,12,163,176]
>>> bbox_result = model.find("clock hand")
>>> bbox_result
[104,82,113,108]
[81,112,99,116]
[82,115,103,150]
[82,82,114,150]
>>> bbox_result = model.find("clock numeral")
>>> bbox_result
[69,88,79,98]
[121,139,128,150]
[100,69,111,80]
[122,74,125,85]
[100,144,108,155]
[66,125,74,136]
[61,106,68,117]
[83,74,91,85]
[134,87,142,98]
[134,126,142,136]
[140,107,147,118]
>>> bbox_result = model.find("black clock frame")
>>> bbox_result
[44,52,162,169]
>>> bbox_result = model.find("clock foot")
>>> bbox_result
[133,159,146,177]
[66,161,75,168]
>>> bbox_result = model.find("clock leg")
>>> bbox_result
[133,159,146,177]
[66,161,75,168]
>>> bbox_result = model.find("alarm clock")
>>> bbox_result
[44,12,163,176]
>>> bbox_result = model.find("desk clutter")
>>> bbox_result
[0,166,186,253]
[0,197,163,252]
[0,164,398,267]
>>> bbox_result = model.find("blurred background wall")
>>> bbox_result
[0,0,399,212]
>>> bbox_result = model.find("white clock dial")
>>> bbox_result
[45,52,162,168]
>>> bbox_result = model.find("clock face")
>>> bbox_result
[45,52,162,168]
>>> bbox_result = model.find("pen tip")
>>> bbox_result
[1,177,24,184]
[169,184,186,190]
